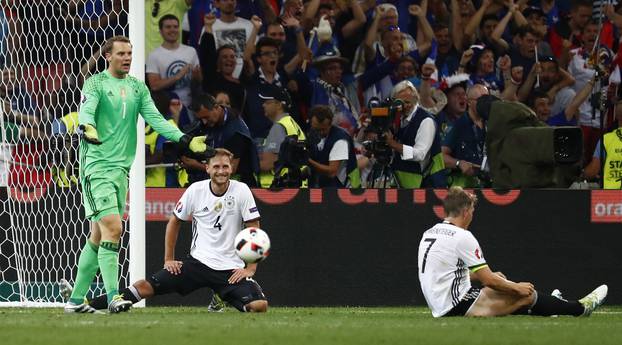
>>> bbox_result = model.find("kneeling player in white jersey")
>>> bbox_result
[81,148,268,312]
[418,187,607,317]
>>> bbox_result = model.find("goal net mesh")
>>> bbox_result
[0,1,131,306]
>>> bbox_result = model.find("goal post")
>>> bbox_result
[128,0,146,308]
[0,1,145,307]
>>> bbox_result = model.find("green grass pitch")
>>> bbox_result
[2,307,622,345]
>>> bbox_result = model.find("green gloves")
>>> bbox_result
[179,134,213,156]
[189,136,207,153]
[78,124,102,145]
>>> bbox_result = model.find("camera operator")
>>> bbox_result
[384,81,447,188]
[180,91,259,187]
[306,105,361,188]
[258,84,306,188]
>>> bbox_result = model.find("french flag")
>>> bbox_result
[425,39,438,83]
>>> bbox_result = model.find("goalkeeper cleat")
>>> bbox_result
[108,294,132,314]
[64,299,104,314]
[59,279,73,302]
[207,293,226,313]
[579,284,608,316]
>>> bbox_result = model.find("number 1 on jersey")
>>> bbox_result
[421,238,436,274]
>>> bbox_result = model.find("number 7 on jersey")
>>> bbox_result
[421,238,436,274]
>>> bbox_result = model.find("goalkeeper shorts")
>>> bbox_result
[81,169,128,221]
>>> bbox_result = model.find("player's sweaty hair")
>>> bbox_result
[102,36,132,56]
[443,187,478,218]
[208,148,235,164]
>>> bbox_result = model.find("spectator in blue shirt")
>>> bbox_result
[442,83,489,187]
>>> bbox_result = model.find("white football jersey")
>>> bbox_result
[174,180,260,270]
[417,221,487,317]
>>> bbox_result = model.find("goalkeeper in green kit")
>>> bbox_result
[62,36,209,314]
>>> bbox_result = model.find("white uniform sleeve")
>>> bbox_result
[328,139,348,161]
[456,232,487,272]
[239,184,260,222]
[400,117,435,162]
[173,184,195,221]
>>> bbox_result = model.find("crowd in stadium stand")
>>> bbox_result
[2,0,622,189]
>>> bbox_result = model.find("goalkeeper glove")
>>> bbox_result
[179,135,213,154]
[78,124,102,145]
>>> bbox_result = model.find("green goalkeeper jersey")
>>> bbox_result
[78,70,184,177]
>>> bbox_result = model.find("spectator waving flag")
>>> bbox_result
[425,39,439,83]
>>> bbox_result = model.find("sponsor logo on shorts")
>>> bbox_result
[249,206,258,213]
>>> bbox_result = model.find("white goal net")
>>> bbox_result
[0,1,139,306]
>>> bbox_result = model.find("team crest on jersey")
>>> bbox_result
[214,201,223,212]
[224,196,235,209]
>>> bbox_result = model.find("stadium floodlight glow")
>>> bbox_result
[0,2,145,307]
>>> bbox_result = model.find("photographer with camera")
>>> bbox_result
[384,80,447,188]
[258,84,307,188]
[180,90,259,187]
[306,105,361,188]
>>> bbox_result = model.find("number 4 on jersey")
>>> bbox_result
[213,216,223,231]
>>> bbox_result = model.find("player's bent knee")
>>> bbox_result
[134,280,155,299]
[246,300,268,313]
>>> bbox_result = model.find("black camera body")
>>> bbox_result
[271,135,310,188]
[363,97,403,166]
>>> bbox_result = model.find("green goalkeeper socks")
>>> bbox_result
[69,240,99,305]
[98,241,120,304]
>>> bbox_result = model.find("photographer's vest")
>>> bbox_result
[309,126,361,188]
[259,115,306,188]
[391,108,446,188]
[603,128,622,189]
[146,119,184,187]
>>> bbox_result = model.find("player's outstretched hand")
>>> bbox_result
[189,136,208,153]
[228,268,254,284]
[164,260,183,275]
[78,124,102,145]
